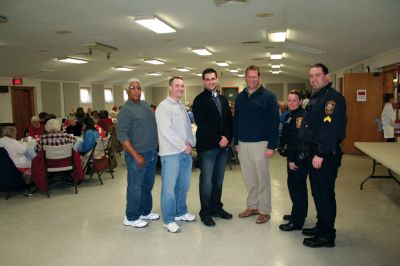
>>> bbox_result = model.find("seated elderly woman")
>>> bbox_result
[28,115,45,138]
[77,116,99,155]
[66,113,83,136]
[35,119,77,153]
[0,126,32,175]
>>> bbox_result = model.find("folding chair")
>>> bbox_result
[85,136,114,185]
[43,144,77,197]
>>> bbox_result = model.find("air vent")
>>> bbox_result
[213,0,248,7]
[242,41,261,45]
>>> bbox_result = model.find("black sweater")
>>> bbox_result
[193,89,233,153]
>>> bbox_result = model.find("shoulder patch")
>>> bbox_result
[325,100,336,115]
[296,117,302,128]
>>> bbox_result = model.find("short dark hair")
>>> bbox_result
[383,93,394,103]
[83,116,96,131]
[245,65,261,77]
[311,63,329,74]
[169,76,183,86]
[288,90,302,100]
[202,68,218,80]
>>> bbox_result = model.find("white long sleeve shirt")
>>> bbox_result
[381,102,395,139]
[155,97,194,156]
[0,136,31,168]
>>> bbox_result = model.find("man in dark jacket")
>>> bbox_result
[193,68,233,227]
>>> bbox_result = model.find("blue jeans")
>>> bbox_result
[160,152,193,224]
[198,147,227,217]
[125,149,157,221]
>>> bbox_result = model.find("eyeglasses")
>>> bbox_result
[128,86,141,90]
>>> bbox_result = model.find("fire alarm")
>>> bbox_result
[12,77,23,85]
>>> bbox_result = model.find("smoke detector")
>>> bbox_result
[213,0,248,7]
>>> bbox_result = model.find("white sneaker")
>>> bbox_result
[163,222,181,233]
[123,216,148,228]
[175,213,196,222]
[140,212,160,220]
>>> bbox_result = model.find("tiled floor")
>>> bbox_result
[1,153,399,266]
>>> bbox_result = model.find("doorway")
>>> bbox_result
[11,87,35,139]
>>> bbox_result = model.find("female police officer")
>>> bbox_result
[278,90,308,232]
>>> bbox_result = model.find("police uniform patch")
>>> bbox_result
[296,117,302,128]
[325,100,335,115]
[324,115,332,123]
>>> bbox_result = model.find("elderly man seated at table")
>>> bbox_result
[35,119,76,153]
[0,126,32,181]
[28,115,45,138]
[76,116,99,155]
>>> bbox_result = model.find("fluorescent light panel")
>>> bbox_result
[268,31,286,42]
[229,69,239,73]
[216,61,229,67]
[134,15,175,34]
[176,67,190,72]
[144,58,164,65]
[191,48,212,56]
[113,66,133,71]
[237,74,245,77]
[146,72,162,76]
[57,57,87,64]
[195,73,202,77]
[271,70,280,74]
[271,64,281,69]
[270,53,283,60]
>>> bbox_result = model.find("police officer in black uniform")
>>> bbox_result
[278,90,308,232]
[299,63,346,248]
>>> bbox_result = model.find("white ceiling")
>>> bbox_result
[1,0,399,86]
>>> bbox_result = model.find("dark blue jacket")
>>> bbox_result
[299,83,347,157]
[234,85,280,149]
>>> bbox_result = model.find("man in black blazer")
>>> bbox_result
[193,68,234,226]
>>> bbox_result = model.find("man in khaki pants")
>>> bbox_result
[234,65,280,224]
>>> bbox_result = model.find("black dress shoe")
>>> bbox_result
[303,236,335,248]
[212,209,233,219]
[302,227,318,236]
[201,215,216,226]
[283,214,291,221]
[279,222,302,232]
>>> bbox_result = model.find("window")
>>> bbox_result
[104,88,113,103]
[80,88,91,104]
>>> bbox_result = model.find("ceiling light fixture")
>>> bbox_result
[229,69,239,73]
[271,70,280,74]
[194,73,202,77]
[146,72,162,76]
[271,64,281,69]
[268,31,286,42]
[176,67,190,72]
[113,66,133,71]
[144,58,165,65]
[216,61,229,67]
[134,15,176,34]
[57,57,88,64]
[191,48,212,56]
[270,53,283,60]
[283,42,326,55]
[237,74,245,77]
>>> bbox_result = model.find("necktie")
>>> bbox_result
[212,92,222,116]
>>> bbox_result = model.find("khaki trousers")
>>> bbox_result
[238,141,271,214]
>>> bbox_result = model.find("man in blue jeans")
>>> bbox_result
[156,76,196,233]
[117,78,159,228]
[193,68,234,226]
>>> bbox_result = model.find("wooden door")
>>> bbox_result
[11,87,35,139]
[343,73,383,154]
[221,87,239,102]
